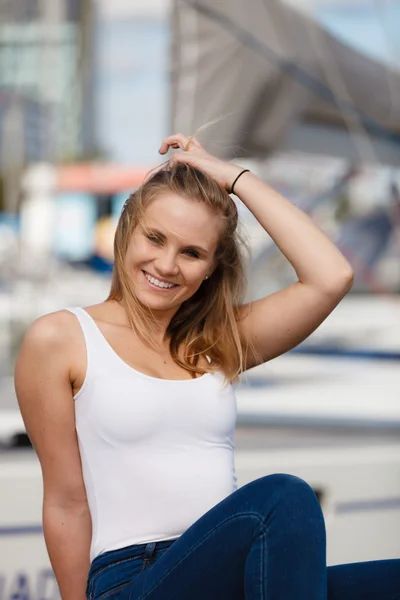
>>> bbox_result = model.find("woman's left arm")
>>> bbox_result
[233,169,354,369]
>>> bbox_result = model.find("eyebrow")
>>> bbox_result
[144,227,210,256]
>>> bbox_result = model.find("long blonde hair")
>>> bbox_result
[106,162,258,385]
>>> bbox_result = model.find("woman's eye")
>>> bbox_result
[184,250,200,258]
[146,235,199,258]
[147,235,161,244]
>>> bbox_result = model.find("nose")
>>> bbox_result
[153,249,179,278]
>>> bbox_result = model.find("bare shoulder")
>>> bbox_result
[22,309,79,351]
[17,309,84,381]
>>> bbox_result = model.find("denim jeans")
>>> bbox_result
[85,474,400,600]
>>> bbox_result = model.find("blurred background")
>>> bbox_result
[0,0,399,596]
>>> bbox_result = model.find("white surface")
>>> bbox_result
[236,354,400,425]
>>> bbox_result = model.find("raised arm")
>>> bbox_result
[233,170,354,369]
[159,132,354,372]
[14,312,91,600]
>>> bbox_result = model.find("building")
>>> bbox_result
[0,0,94,171]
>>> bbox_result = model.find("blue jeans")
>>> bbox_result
[86,474,400,600]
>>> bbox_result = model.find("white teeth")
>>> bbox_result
[144,272,176,289]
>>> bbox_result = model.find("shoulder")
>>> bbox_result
[24,309,78,345]
[18,310,83,368]
[15,310,84,393]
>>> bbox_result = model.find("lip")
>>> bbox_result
[142,270,179,290]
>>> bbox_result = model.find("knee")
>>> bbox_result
[239,473,326,546]
[265,473,316,496]
[259,473,323,519]
[262,474,326,552]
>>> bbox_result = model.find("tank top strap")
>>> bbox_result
[64,306,111,365]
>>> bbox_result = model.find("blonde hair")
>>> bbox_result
[106,161,259,385]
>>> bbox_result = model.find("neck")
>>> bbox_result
[109,298,173,346]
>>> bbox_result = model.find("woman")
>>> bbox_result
[15,133,399,600]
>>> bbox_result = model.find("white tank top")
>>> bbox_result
[66,307,238,562]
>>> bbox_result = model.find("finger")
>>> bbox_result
[159,141,179,155]
[168,152,185,167]
[159,133,190,154]
[166,154,179,170]
[167,151,194,172]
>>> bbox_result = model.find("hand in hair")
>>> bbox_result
[159,132,243,193]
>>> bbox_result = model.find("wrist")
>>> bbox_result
[223,164,246,192]
[229,167,251,195]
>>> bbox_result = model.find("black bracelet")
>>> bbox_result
[230,169,250,195]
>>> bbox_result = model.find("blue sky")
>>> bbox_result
[316,2,399,66]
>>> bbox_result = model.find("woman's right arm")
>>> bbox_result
[14,312,92,600]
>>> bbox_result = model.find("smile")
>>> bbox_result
[142,270,179,290]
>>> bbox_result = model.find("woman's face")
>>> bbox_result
[123,193,223,317]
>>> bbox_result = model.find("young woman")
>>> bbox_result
[15,133,399,600]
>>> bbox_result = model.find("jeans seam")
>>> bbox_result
[261,524,270,599]
[97,580,131,600]
[261,524,264,599]
[137,511,264,600]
